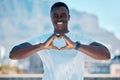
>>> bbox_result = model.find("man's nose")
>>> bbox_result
[58,18,62,21]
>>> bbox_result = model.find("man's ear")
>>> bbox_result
[68,15,70,21]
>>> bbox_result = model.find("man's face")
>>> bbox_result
[51,7,70,34]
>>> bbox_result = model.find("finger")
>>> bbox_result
[50,34,57,40]
[59,46,66,50]
[62,35,70,41]
[63,37,71,45]
[46,34,56,44]
[52,45,60,50]
[63,35,75,45]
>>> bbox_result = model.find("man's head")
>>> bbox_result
[50,2,70,34]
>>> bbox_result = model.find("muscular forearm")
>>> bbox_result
[9,43,43,60]
[78,44,111,60]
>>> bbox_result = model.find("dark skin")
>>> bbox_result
[9,6,110,60]
[51,7,70,34]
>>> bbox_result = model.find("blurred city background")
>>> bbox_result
[0,0,120,80]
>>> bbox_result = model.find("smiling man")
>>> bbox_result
[51,3,70,34]
[9,2,110,80]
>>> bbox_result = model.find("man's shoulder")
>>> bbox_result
[29,33,52,40]
[67,32,94,44]
[27,33,52,45]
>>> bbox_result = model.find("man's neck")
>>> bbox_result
[54,29,69,35]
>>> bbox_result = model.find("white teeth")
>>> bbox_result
[57,22,63,25]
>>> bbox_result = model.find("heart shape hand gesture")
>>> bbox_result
[42,34,76,50]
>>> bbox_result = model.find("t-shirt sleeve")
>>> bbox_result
[28,34,51,45]
[28,36,42,45]
[10,42,32,53]
[77,34,94,45]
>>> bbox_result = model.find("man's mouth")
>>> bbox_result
[57,22,63,25]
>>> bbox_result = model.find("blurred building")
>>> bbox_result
[89,62,110,74]
[110,55,120,75]
[85,57,111,74]
[18,53,44,74]
[85,54,120,75]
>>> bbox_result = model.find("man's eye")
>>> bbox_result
[61,15,66,18]
[53,15,58,18]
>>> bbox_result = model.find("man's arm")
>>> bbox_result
[9,42,43,59]
[78,42,111,60]
[60,35,111,60]
[9,34,58,60]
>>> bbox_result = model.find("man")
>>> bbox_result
[9,2,110,80]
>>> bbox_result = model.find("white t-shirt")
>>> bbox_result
[28,32,93,80]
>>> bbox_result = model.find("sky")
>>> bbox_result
[0,0,119,64]
[0,0,119,54]
[61,0,120,39]
[0,0,120,39]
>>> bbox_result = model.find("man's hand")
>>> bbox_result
[42,34,59,50]
[42,34,76,50]
[59,35,76,50]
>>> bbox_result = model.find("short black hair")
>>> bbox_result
[50,2,69,14]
